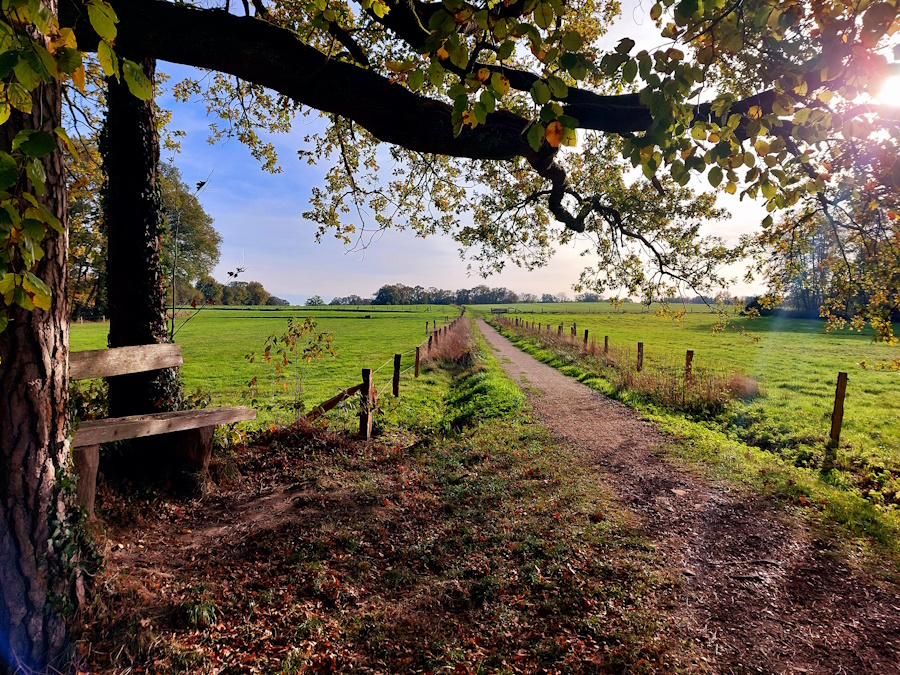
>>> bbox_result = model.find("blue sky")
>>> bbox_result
[156,2,769,304]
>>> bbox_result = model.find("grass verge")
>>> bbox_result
[488,321,900,564]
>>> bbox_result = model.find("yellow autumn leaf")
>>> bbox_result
[49,27,76,53]
[386,60,415,73]
[545,120,564,147]
[477,67,490,82]
[436,45,450,60]
[72,65,86,92]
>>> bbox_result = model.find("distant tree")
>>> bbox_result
[576,292,602,302]
[306,294,326,306]
[266,296,290,306]
[196,273,224,304]
[520,293,538,303]
[223,281,250,306]
[246,280,270,306]
[541,294,557,303]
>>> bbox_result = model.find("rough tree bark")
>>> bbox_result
[0,3,75,669]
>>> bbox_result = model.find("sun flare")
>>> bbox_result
[877,75,900,106]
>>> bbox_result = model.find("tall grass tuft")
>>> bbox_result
[422,318,474,367]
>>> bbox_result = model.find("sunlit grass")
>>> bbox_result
[70,305,462,427]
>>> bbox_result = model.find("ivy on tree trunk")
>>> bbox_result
[103,56,181,427]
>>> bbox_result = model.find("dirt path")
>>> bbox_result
[477,319,900,674]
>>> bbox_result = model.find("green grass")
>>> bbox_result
[482,308,900,557]
[69,305,461,428]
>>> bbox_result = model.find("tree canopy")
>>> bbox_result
[0,0,898,336]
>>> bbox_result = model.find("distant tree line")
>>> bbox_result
[194,275,289,307]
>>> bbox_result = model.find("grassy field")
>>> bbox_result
[70,305,462,429]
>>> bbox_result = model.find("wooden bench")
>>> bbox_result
[70,343,256,517]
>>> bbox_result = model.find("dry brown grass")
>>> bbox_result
[497,317,762,415]
[420,317,474,365]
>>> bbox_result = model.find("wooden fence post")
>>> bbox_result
[428,335,433,352]
[360,368,374,439]
[637,342,644,372]
[685,350,694,383]
[558,324,562,336]
[583,329,589,348]
[393,354,401,396]
[828,372,848,453]
[538,323,541,331]
[604,335,609,355]
[415,347,420,377]
[425,321,429,334]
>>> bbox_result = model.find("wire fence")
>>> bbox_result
[305,311,468,436]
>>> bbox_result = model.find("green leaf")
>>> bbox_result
[97,40,118,79]
[55,46,82,75]
[13,130,56,158]
[539,103,558,123]
[428,61,445,87]
[615,38,635,54]
[650,2,662,20]
[0,50,18,79]
[534,2,554,29]
[547,75,568,99]
[26,157,45,194]
[0,312,7,334]
[491,72,509,97]
[408,69,425,91]
[527,123,544,151]
[530,81,551,105]
[23,271,51,310]
[708,166,723,187]
[122,59,151,100]
[473,101,487,124]
[0,273,16,301]
[479,89,495,112]
[0,152,17,190]
[622,59,637,83]
[88,3,118,41]
[13,58,40,89]
[496,40,515,60]
[562,30,583,51]
[54,127,77,155]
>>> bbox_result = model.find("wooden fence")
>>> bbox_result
[306,312,466,439]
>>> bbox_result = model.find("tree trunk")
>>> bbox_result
[104,57,180,423]
[0,5,76,668]
[104,57,199,482]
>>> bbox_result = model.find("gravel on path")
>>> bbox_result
[478,318,900,675]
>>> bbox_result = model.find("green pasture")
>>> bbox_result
[469,302,900,507]
[70,305,462,429]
